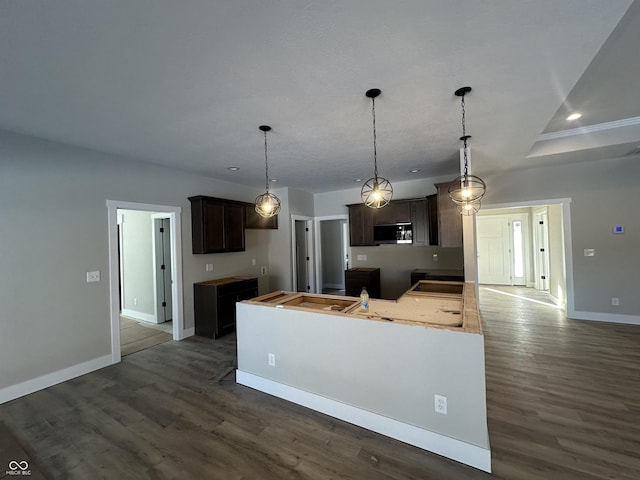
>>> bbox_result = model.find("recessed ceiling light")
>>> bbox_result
[566,113,582,121]
[410,169,420,173]
[227,166,240,171]
[270,178,278,183]
[354,178,362,182]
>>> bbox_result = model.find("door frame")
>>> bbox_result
[476,198,574,314]
[107,200,185,365]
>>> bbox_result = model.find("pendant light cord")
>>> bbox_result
[263,130,270,192]
[372,96,378,179]
[460,92,469,178]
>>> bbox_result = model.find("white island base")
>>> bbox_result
[235,284,491,473]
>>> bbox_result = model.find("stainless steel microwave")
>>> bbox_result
[373,223,413,244]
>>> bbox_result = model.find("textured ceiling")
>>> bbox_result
[1,1,638,193]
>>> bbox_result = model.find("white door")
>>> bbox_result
[477,216,512,285]
[154,217,172,322]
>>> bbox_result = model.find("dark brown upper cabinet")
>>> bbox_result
[434,182,463,247]
[347,203,376,246]
[189,196,246,254]
[374,200,411,225]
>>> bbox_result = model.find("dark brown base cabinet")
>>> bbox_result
[345,267,381,298]
[194,276,258,339]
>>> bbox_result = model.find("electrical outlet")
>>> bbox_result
[357,254,367,261]
[611,297,620,306]
[86,271,100,283]
[133,298,138,306]
[432,254,438,262]
[268,353,276,367]
[205,263,213,272]
[252,258,257,266]
[434,394,448,415]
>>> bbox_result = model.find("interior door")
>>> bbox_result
[154,218,173,322]
[534,210,550,291]
[477,216,512,285]
[295,220,310,292]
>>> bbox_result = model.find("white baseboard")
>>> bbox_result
[570,310,640,326]
[236,370,491,473]
[121,308,158,324]
[0,354,113,405]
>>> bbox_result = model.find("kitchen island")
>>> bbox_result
[235,281,490,472]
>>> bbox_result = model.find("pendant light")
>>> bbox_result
[361,88,393,209]
[254,125,281,218]
[448,86,486,215]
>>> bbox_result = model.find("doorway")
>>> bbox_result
[476,200,569,309]
[316,218,349,294]
[107,200,184,364]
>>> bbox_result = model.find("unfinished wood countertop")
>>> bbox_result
[246,280,482,334]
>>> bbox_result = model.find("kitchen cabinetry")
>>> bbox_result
[348,198,438,247]
[434,182,463,247]
[345,267,381,298]
[410,198,428,246]
[374,200,411,225]
[188,196,246,253]
[347,203,376,246]
[194,276,258,339]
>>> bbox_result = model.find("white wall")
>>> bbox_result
[481,154,639,319]
[267,187,315,291]
[0,129,271,395]
[120,209,156,319]
[350,245,464,299]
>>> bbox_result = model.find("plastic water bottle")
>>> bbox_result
[360,287,369,313]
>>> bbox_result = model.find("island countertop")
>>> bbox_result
[244,280,481,334]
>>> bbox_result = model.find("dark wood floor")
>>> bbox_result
[0,286,638,479]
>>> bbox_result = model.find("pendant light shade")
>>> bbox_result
[448,170,486,205]
[255,125,281,218]
[458,199,481,216]
[361,88,393,208]
[448,86,486,214]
